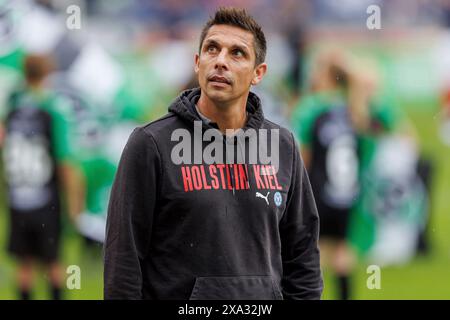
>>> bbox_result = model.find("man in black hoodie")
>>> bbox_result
[104,7,323,300]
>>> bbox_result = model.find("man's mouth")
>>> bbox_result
[208,75,231,85]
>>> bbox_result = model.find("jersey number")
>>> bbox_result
[3,133,53,188]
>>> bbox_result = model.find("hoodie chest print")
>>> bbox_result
[180,164,283,192]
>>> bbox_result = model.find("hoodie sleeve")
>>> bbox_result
[279,133,323,300]
[104,127,161,299]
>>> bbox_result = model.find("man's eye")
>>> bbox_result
[207,46,217,53]
[233,49,244,57]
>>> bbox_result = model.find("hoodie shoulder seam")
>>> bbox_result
[264,119,281,128]
[263,118,292,134]
[141,113,177,130]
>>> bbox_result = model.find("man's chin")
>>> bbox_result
[205,88,233,103]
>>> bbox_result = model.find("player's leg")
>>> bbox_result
[318,238,333,270]
[46,260,64,300]
[37,210,63,300]
[416,156,433,254]
[318,204,345,299]
[331,239,356,300]
[330,209,355,300]
[8,211,36,299]
[16,256,34,300]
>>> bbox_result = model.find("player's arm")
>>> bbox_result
[0,122,4,147]
[347,71,371,133]
[51,105,85,222]
[58,162,85,223]
[104,127,160,300]
[397,115,419,143]
[279,133,323,300]
[0,95,12,148]
[290,96,315,171]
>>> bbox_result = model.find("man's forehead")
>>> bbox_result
[204,24,254,50]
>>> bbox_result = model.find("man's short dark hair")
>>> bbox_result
[199,7,267,66]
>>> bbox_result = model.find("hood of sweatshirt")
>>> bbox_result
[168,87,265,132]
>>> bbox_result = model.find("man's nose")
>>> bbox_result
[215,49,229,70]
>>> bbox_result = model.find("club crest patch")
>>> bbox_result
[274,191,282,207]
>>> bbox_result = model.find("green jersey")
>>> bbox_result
[3,87,73,212]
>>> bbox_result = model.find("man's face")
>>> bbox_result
[195,24,266,105]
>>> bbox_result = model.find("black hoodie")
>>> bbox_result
[104,88,323,300]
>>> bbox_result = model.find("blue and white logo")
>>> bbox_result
[274,192,282,207]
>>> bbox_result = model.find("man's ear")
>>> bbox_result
[251,63,267,85]
[194,53,200,74]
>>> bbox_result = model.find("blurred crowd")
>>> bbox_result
[0,0,449,299]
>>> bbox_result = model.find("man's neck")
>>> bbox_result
[196,92,249,134]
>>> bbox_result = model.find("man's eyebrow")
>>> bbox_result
[204,38,251,53]
[203,39,220,48]
[231,44,249,54]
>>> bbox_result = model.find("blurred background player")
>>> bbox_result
[291,50,368,300]
[349,58,432,265]
[1,54,83,300]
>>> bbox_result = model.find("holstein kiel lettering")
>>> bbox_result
[181,164,283,192]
